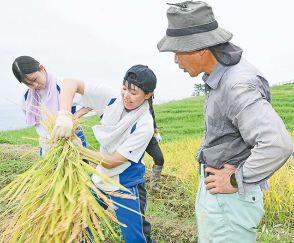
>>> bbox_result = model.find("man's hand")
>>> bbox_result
[204,164,238,194]
[51,111,73,140]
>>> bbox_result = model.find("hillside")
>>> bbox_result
[0,83,293,147]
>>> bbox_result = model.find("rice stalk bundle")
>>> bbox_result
[0,114,131,242]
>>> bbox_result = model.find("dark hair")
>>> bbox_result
[12,56,40,83]
[123,79,149,95]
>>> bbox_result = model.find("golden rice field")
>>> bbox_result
[145,135,294,229]
[1,136,293,242]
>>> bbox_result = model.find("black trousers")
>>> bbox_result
[145,137,164,166]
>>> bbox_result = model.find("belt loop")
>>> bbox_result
[199,163,210,177]
[199,163,205,177]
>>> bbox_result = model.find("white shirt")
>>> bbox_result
[81,83,154,191]
[22,78,82,155]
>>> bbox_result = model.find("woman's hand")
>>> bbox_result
[51,111,73,140]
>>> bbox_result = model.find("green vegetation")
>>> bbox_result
[1,84,293,145]
[271,84,294,131]
[0,83,293,242]
[0,144,38,188]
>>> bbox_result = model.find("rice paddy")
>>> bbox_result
[0,83,293,242]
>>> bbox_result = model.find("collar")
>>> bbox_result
[202,63,229,90]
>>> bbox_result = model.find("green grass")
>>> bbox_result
[270,83,294,131]
[0,84,293,145]
[0,127,37,146]
[0,144,38,187]
[154,97,205,141]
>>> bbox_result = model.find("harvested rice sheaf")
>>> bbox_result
[0,116,130,243]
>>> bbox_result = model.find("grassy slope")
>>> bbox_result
[1,84,293,146]
[270,85,294,131]
[0,83,293,242]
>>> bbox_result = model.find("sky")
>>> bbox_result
[0,0,293,106]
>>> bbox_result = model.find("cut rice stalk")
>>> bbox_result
[0,114,134,242]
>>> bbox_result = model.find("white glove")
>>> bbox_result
[51,111,73,140]
[154,132,162,143]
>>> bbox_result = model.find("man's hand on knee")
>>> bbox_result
[204,164,238,194]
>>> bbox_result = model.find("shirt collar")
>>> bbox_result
[202,63,229,90]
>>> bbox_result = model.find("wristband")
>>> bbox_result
[230,173,238,188]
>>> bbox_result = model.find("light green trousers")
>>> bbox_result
[195,176,264,243]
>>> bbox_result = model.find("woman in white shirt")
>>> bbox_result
[52,64,157,243]
[12,56,87,155]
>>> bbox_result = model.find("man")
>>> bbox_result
[157,1,293,242]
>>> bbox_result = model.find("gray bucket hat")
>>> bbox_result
[157,1,233,52]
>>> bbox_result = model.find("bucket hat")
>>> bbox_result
[157,1,233,52]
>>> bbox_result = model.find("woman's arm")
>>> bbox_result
[73,107,93,120]
[52,79,85,139]
[80,148,128,169]
[59,79,85,112]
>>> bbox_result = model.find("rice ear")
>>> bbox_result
[0,112,131,242]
